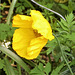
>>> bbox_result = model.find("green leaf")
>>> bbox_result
[47,47,55,55]
[58,13,74,32]
[15,3,22,7]
[58,20,68,31]
[13,68,18,75]
[46,39,56,47]
[17,64,21,75]
[0,46,30,73]
[71,21,75,25]
[0,23,16,41]
[30,63,44,75]
[38,63,44,71]
[61,19,68,27]
[68,1,75,13]
[0,58,4,69]
[45,3,53,8]
[51,62,64,75]
[71,25,75,32]
[0,15,3,18]
[23,2,31,7]
[0,32,7,41]
[3,58,15,75]
[3,2,7,6]
[15,6,24,14]
[45,39,56,55]
[59,4,69,11]
[52,45,61,62]
[72,46,75,49]
[61,44,70,52]
[66,13,74,27]
[67,33,75,43]
[70,59,75,66]
[44,62,51,75]
[0,23,10,31]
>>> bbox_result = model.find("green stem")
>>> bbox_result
[25,0,35,9]
[54,34,74,75]
[6,0,17,25]
[0,46,30,73]
[40,50,47,54]
[48,54,51,63]
[64,52,73,57]
[23,59,36,67]
[37,58,46,65]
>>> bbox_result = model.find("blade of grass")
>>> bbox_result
[0,46,30,73]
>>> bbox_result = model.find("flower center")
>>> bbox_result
[33,29,41,37]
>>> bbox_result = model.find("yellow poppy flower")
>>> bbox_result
[12,10,54,60]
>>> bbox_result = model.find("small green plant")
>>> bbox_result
[0,0,75,75]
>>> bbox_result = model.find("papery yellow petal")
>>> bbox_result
[30,10,54,41]
[27,36,48,59]
[12,10,55,60]
[12,14,32,28]
[12,28,36,59]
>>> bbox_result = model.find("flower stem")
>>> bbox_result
[54,34,74,75]
[25,0,35,9]
[0,46,30,72]
[31,0,66,21]
[6,0,17,25]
